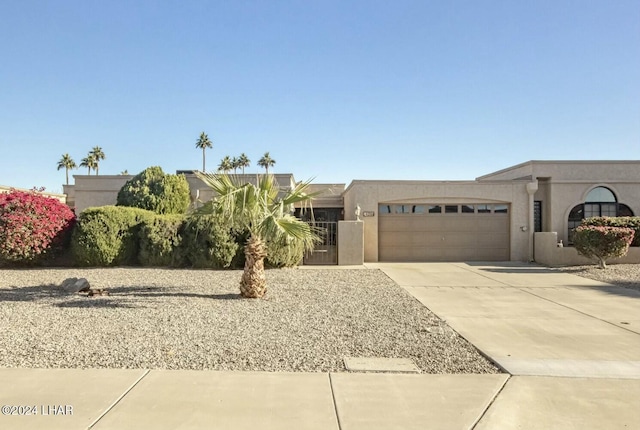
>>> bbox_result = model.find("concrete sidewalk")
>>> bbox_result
[2,262,640,429]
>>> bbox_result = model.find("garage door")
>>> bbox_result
[378,203,510,261]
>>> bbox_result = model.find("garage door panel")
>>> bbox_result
[378,204,510,262]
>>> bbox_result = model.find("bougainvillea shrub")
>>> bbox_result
[573,225,635,269]
[0,190,75,264]
[581,216,640,246]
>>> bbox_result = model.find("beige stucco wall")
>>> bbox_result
[338,221,364,265]
[70,173,299,214]
[343,180,532,262]
[72,175,132,213]
[482,161,640,244]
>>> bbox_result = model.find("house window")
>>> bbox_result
[534,201,542,232]
[567,187,635,243]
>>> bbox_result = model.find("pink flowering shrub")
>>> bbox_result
[573,225,635,269]
[0,190,75,264]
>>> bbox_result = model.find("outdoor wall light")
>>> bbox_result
[520,226,528,232]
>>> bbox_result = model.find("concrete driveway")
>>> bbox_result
[367,262,640,429]
[367,262,640,378]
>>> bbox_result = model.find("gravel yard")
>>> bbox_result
[559,263,640,292]
[0,268,499,374]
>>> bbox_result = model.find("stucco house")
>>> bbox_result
[63,160,640,266]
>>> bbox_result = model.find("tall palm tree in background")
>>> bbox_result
[90,146,105,175]
[231,157,241,174]
[238,153,250,175]
[218,156,233,173]
[79,155,97,175]
[258,152,276,174]
[195,132,213,172]
[195,172,319,298]
[57,153,76,185]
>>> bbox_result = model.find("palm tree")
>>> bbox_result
[231,157,241,174]
[57,153,76,185]
[258,152,276,174]
[195,132,213,172]
[195,172,319,298]
[89,146,105,175]
[238,153,250,175]
[79,155,97,175]
[218,156,233,173]
[120,170,129,175]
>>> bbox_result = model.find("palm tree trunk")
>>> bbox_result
[202,148,206,172]
[240,236,268,298]
[65,169,69,185]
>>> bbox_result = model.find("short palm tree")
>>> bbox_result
[57,153,76,185]
[79,155,97,175]
[238,153,250,175]
[195,132,213,172]
[218,156,233,173]
[195,172,320,298]
[90,146,106,175]
[258,152,276,174]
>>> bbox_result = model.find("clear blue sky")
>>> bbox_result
[1,0,639,194]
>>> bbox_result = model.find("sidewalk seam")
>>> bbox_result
[469,375,511,430]
[328,373,344,430]
[87,369,150,429]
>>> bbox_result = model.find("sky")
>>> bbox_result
[1,0,639,194]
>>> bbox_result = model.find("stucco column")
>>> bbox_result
[526,181,539,261]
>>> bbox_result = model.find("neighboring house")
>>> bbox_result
[1,184,67,204]
[63,161,640,265]
[343,160,640,263]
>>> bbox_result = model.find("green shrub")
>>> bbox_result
[573,225,635,269]
[581,217,640,246]
[177,214,238,269]
[71,206,156,266]
[0,190,75,265]
[265,237,305,268]
[139,215,185,266]
[116,166,191,214]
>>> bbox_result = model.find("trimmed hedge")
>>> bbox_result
[71,206,156,266]
[138,215,184,266]
[176,214,239,269]
[117,166,191,214]
[0,190,75,265]
[581,217,640,246]
[69,206,304,269]
[573,225,635,269]
[265,237,305,268]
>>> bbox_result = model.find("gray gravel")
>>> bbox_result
[559,263,640,292]
[0,268,499,374]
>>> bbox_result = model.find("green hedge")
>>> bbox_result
[116,166,191,214]
[265,237,305,268]
[176,214,239,269]
[138,215,184,266]
[581,217,640,246]
[70,207,304,269]
[71,206,156,266]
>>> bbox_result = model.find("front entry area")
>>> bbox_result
[378,203,510,262]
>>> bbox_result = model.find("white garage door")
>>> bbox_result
[378,203,510,262]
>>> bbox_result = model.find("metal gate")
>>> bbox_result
[303,222,338,265]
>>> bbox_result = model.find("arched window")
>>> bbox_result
[567,187,635,243]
